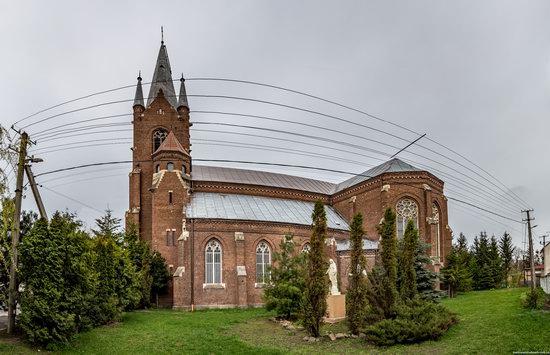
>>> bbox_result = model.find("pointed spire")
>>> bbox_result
[133,72,144,108]
[177,74,189,110]
[147,41,177,108]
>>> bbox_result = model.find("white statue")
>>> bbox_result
[327,258,340,295]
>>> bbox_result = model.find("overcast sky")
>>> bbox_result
[1,0,548,251]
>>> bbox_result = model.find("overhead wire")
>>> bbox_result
[31,158,522,224]
[27,123,522,217]
[14,77,529,209]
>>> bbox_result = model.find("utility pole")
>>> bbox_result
[522,209,536,291]
[24,163,47,220]
[539,233,549,266]
[7,131,28,334]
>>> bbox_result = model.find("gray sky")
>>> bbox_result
[1,0,548,251]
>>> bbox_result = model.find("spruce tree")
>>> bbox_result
[399,220,418,300]
[499,232,515,287]
[415,240,441,302]
[489,235,502,288]
[346,213,368,334]
[302,200,329,338]
[264,233,305,320]
[92,209,122,243]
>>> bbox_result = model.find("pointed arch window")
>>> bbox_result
[205,239,222,284]
[256,241,271,284]
[430,203,441,263]
[152,129,168,152]
[396,198,418,239]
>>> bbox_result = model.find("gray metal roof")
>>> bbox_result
[192,159,422,196]
[147,43,177,108]
[133,76,144,107]
[177,76,189,109]
[192,165,336,195]
[335,158,422,192]
[336,239,379,251]
[186,192,350,230]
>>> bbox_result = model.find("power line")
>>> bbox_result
[32,158,522,223]
[40,185,104,214]
[15,78,529,210]
[192,121,526,211]
[29,123,523,216]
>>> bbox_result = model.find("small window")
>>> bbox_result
[153,129,168,152]
[155,164,160,173]
[205,239,222,284]
[172,230,176,246]
[167,162,174,171]
[182,165,187,174]
[166,230,171,246]
[301,243,311,254]
[169,191,173,204]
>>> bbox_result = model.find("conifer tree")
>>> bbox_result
[264,233,305,320]
[366,208,398,320]
[499,232,515,287]
[302,200,329,337]
[400,220,418,300]
[415,240,441,302]
[346,213,368,334]
[489,235,503,287]
[92,209,122,243]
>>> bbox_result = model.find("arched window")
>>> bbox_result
[167,162,174,171]
[396,198,418,239]
[182,165,187,174]
[256,241,271,284]
[205,239,222,284]
[152,129,168,152]
[301,243,311,254]
[430,203,441,262]
[155,164,160,173]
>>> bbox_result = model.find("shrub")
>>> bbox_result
[364,299,458,346]
[522,287,547,309]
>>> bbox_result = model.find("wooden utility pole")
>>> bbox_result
[7,132,28,334]
[522,209,536,291]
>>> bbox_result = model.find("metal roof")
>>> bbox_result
[192,165,336,195]
[336,239,379,251]
[186,192,350,230]
[335,158,422,192]
[192,159,423,195]
[133,76,144,107]
[147,43,177,108]
[177,76,189,109]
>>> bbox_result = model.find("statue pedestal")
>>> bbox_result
[325,294,346,323]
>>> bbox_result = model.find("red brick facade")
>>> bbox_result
[126,43,452,309]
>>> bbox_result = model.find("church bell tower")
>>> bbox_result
[126,39,191,272]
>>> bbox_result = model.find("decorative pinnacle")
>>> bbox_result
[180,73,185,82]
[138,70,142,81]
[161,26,164,44]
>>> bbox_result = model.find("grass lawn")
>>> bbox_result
[1,287,549,354]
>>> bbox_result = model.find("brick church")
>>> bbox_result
[125,40,452,309]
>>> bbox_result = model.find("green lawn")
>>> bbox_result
[1,288,549,354]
